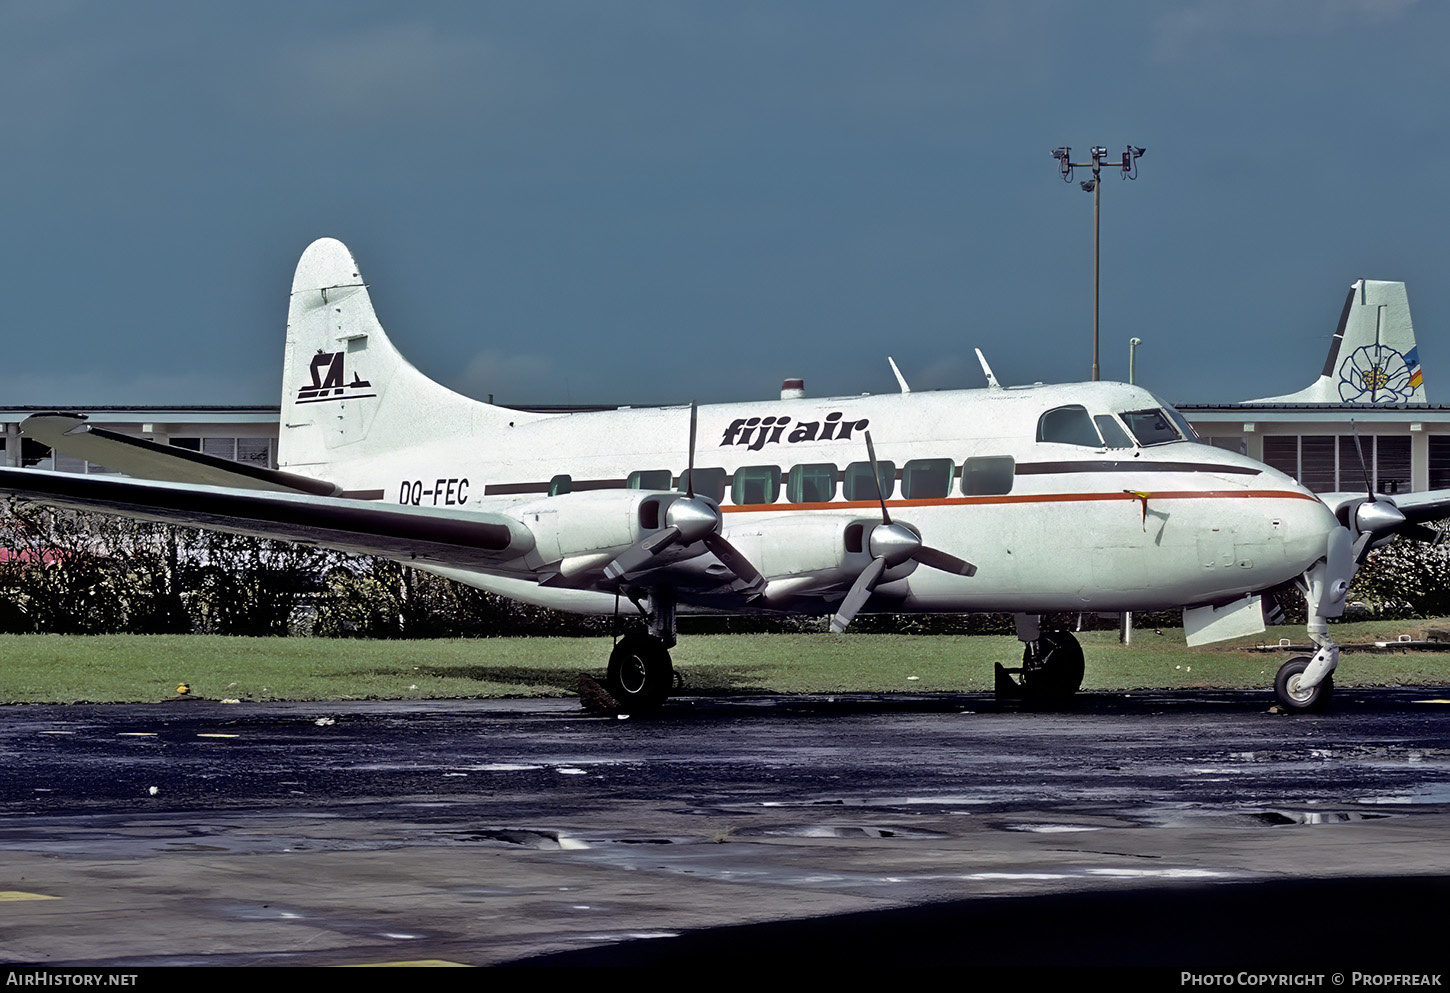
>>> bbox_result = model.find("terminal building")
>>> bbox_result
[3,279,1446,499]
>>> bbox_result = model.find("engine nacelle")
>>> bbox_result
[725,515,917,598]
[512,490,716,572]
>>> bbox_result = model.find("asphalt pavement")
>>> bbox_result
[1,689,1448,968]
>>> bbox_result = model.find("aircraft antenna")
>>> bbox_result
[887,357,911,394]
[974,349,1002,389]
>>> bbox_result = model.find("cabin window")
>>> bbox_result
[1121,409,1181,446]
[1093,415,1134,449]
[731,465,781,506]
[901,458,954,499]
[787,463,838,503]
[844,460,895,501]
[678,467,727,502]
[548,474,572,496]
[1037,405,1103,447]
[627,469,673,490]
[961,456,1015,496]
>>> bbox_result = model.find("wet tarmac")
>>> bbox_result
[1,689,1448,967]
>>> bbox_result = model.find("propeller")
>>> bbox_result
[829,431,976,633]
[603,403,765,593]
[1348,420,1406,547]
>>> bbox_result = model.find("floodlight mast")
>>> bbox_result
[1050,144,1146,381]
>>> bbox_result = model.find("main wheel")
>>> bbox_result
[606,633,673,713]
[1020,629,1085,700]
[1274,656,1334,713]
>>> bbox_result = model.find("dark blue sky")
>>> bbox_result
[1,1,1443,408]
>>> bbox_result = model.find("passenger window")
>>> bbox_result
[787,463,838,503]
[844,460,895,501]
[548,474,572,496]
[627,469,673,490]
[1093,415,1134,449]
[731,465,781,506]
[961,456,1015,496]
[1037,405,1103,447]
[678,467,727,502]
[901,458,954,499]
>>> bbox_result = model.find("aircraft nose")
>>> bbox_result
[1278,487,1341,574]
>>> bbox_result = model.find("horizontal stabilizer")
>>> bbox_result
[0,468,536,569]
[22,414,340,496]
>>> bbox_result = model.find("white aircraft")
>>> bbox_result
[2,239,1445,713]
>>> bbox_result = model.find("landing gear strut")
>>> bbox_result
[604,588,676,713]
[996,614,1085,701]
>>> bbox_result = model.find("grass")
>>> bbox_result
[1,617,1449,704]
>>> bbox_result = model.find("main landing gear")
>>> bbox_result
[602,588,677,714]
[996,614,1085,702]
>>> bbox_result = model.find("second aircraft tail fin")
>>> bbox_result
[1248,279,1426,405]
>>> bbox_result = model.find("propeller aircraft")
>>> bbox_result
[3,239,1447,713]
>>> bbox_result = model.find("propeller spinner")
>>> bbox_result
[602,402,766,593]
[829,431,976,633]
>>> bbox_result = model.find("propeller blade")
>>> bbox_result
[913,545,978,577]
[864,430,891,525]
[603,526,682,581]
[703,532,766,595]
[830,557,887,633]
[1395,522,1443,545]
[686,401,698,499]
[1350,419,1376,503]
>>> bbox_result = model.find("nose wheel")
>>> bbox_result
[606,633,674,713]
[1274,656,1334,712]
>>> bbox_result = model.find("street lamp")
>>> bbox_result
[1051,145,1146,381]
[1129,337,1142,384]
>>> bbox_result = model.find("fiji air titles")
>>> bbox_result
[720,412,871,451]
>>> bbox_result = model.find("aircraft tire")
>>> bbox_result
[1273,656,1334,713]
[1020,629,1084,700]
[606,633,673,713]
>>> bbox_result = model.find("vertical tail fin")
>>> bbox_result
[278,238,538,471]
[1248,279,1426,404]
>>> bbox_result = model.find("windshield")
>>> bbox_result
[1160,403,1200,442]
[1120,408,1182,446]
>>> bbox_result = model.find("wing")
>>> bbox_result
[20,413,344,496]
[0,468,536,570]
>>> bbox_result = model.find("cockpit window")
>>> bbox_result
[1160,403,1200,442]
[1093,414,1134,449]
[1037,405,1103,447]
[1121,408,1182,446]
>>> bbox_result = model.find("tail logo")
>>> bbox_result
[1338,345,1419,404]
[296,351,377,404]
